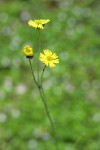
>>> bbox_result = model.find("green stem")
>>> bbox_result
[29,60,59,150]
[39,66,59,150]
[40,65,46,86]
[28,59,38,87]
[38,87,59,150]
[37,29,41,84]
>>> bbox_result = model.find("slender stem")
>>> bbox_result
[40,66,59,150]
[40,65,46,86]
[28,61,59,150]
[37,29,41,84]
[38,87,59,150]
[28,59,38,87]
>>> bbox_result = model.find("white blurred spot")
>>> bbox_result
[59,0,69,10]
[0,90,6,100]
[1,57,11,67]
[43,78,55,90]
[0,113,7,123]
[12,57,21,67]
[33,128,50,140]
[11,109,20,118]
[20,11,31,22]
[64,82,75,93]
[28,139,37,149]
[86,90,96,101]
[93,113,100,122]
[81,81,90,90]
[15,84,26,95]
[92,80,100,90]
[3,77,13,92]
[1,26,13,36]
[73,6,82,17]
[66,28,75,38]
[59,51,69,62]
[67,18,76,28]
[42,132,50,141]
[33,128,42,138]
[9,36,21,50]
[58,12,67,22]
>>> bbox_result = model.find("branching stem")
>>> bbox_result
[29,59,59,150]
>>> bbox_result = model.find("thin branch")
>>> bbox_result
[40,65,46,86]
[37,29,41,84]
[28,59,38,87]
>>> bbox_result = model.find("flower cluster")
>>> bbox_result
[23,19,59,68]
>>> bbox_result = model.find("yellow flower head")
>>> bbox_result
[39,49,59,68]
[28,19,50,29]
[23,45,33,59]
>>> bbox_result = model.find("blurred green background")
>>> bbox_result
[0,0,100,150]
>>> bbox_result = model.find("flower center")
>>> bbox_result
[26,48,31,53]
[36,21,42,25]
[47,56,52,61]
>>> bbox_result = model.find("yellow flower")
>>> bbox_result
[28,19,50,29]
[39,49,59,68]
[23,45,33,58]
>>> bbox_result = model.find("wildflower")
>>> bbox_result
[23,45,33,59]
[28,19,50,29]
[39,49,59,68]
